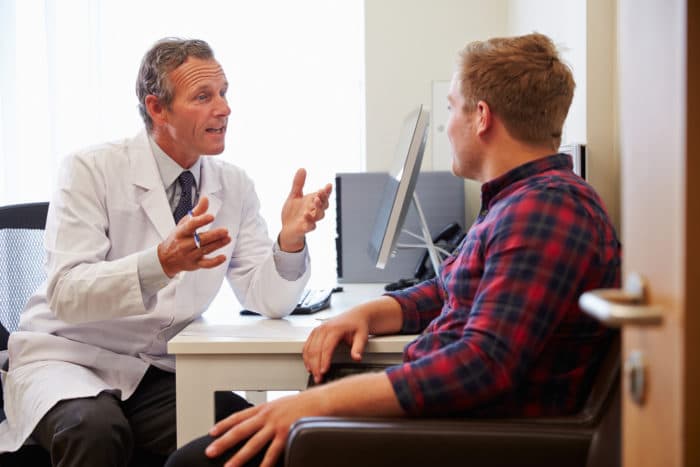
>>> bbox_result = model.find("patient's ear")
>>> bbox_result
[475,100,492,136]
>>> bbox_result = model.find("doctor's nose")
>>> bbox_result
[214,96,231,117]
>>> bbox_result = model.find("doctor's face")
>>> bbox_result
[159,57,231,167]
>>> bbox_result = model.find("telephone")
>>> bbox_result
[384,222,466,291]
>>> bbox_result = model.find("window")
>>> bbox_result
[0,0,365,283]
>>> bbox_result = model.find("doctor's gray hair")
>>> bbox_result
[136,38,215,132]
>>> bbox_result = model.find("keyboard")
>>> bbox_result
[292,288,334,315]
[240,288,336,316]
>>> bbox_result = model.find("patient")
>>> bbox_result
[166,32,621,467]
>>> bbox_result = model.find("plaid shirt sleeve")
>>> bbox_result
[384,276,443,334]
[384,185,611,416]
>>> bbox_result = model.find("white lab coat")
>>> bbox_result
[0,131,309,452]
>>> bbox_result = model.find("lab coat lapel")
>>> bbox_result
[200,157,223,219]
[129,132,174,240]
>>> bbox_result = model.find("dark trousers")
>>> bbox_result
[164,433,283,467]
[165,392,279,467]
[32,366,177,467]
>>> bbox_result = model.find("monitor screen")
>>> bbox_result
[368,105,430,269]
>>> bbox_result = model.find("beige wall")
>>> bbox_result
[585,0,619,229]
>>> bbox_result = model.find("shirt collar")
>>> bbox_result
[481,153,573,207]
[148,136,202,190]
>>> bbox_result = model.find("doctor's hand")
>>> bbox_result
[158,196,231,278]
[278,168,332,253]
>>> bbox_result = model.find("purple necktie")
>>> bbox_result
[173,171,195,224]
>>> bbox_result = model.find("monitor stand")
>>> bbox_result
[394,193,443,275]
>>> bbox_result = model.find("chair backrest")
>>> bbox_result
[0,202,49,349]
[578,334,620,425]
[520,333,620,429]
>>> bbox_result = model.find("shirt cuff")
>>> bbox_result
[385,363,422,415]
[272,241,308,281]
[137,246,172,301]
[384,291,422,333]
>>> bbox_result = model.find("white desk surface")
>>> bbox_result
[168,282,414,446]
[169,283,407,354]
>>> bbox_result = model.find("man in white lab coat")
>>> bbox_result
[0,38,332,466]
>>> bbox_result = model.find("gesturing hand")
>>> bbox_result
[157,196,232,278]
[278,168,332,253]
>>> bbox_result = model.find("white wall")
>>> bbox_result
[364,0,619,228]
[507,0,587,145]
[364,0,508,172]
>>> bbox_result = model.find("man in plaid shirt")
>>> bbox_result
[167,32,621,467]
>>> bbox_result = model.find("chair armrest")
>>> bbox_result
[285,416,593,467]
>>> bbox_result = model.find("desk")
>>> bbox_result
[168,283,414,446]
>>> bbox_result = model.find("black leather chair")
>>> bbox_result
[285,337,620,467]
[0,202,51,466]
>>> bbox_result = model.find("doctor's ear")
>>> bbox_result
[145,95,166,126]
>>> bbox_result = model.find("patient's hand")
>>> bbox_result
[205,372,403,467]
[206,388,327,467]
[304,296,404,384]
[303,307,370,384]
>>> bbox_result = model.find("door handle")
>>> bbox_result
[578,272,663,327]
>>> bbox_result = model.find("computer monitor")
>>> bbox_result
[367,124,585,275]
[368,105,438,271]
[559,143,586,179]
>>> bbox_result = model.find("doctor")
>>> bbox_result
[0,37,332,466]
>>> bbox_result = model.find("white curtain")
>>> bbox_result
[0,0,365,284]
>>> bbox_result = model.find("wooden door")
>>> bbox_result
[617,0,700,465]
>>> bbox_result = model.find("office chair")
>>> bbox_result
[0,201,51,465]
[0,202,49,348]
[285,336,621,467]
[0,202,170,466]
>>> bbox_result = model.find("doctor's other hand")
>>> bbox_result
[278,168,332,253]
[158,196,231,278]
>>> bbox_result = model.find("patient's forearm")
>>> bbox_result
[311,371,404,417]
[362,296,404,336]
